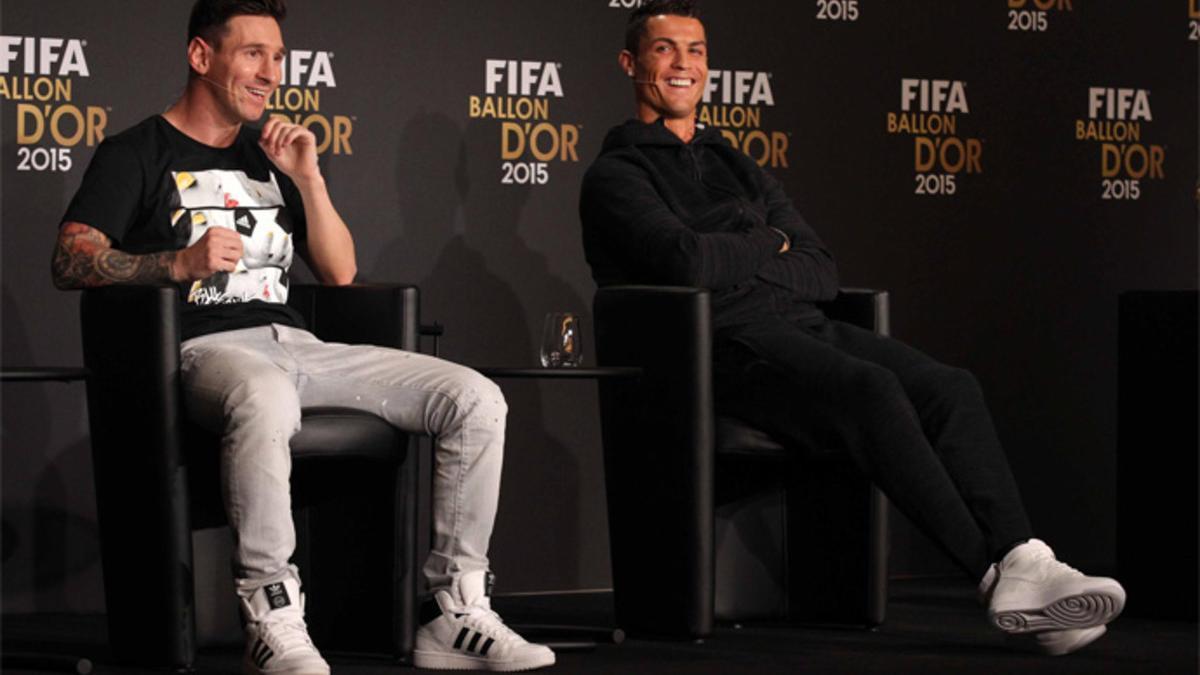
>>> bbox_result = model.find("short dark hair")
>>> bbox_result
[187,0,287,48]
[625,0,700,53]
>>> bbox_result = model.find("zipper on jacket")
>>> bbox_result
[682,144,702,182]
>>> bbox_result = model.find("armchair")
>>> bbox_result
[593,286,889,637]
[80,283,420,670]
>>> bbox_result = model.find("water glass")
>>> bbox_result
[540,313,583,367]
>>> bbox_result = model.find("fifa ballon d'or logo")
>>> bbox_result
[886,78,983,197]
[1076,88,1165,201]
[2,35,108,173]
[699,70,790,170]
[1007,0,1073,33]
[264,49,354,156]
[469,59,582,187]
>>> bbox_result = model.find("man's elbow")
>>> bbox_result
[50,249,84,290]
[51,271,82,290]
[659,241,708,288]
[323,264,357,286]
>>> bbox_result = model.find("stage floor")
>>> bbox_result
[3,577,1196,674]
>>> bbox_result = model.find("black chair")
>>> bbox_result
[80,283,421,670]
[593,286,889,638]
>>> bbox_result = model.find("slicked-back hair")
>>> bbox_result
[624,0,701,54]
[187,0,287,49]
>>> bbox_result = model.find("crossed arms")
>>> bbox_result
[580,155,839,301]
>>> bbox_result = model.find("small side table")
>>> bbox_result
[1,367,90,383]
[473,366,641,380]
[469,365,641,650]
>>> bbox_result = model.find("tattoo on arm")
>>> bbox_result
[52,222,177,289]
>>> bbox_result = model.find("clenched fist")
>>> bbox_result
[172,227,244,282]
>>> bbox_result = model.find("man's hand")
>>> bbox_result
[172,227,244,282]
[259,117,356,285]
[259,116,320,184]
[769,226,791,253]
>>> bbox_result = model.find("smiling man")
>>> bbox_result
[51,1,555,673]
[580,0,1126,657]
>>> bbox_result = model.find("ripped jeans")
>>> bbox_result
[181,323,507,593]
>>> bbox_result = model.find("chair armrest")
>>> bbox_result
[593,285,713,412]
[80,285,185,474]
[79,285,194,654]
[593,285,715,469]
[289,283,420,351]
[593,285,715,635]
[818,288,890,337]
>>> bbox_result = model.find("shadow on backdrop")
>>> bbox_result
[1,288,100,612]
[376,112,587,592]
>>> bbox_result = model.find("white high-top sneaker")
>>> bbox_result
[979,562,1110,656]
[986,539,1125,636]
[414,571,555,671]
[240,574,330,675]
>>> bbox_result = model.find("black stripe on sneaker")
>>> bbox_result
[480,637,495,656]
[418,598,443,626]
[467,632,482,653]
[453,627,470,649]
[253,640,274,668]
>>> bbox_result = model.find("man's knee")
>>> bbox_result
[458,370,508,423]
[845,362,907,408]
[425,366,507,435]
[912,363,983,404]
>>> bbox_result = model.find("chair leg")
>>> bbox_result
[396,444,419,660]
[785,460,888,627]
[95,467,197,669]
[303,464,400,656]
[298,448,418,662]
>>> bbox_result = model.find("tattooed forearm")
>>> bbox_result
[93,248,177,283]
[52,222,177,289]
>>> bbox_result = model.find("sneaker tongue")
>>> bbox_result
[456,570,492,608]
[977,563,999,603]
[1009,538,1054,563]
[248,578,300,620]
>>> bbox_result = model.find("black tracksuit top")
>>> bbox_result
[580,118,839,331]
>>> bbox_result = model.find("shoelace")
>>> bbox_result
[260,613,317,656]
[1010,544,1081,577]
[1045,558,1082,576]
[459,604,524,645]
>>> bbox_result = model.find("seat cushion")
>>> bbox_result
[187,407,407,529]
[715,415,789,460]
[291,407,406,462]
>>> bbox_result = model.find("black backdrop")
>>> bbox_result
[2,0,1196,613]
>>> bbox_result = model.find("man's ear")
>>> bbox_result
[618,50,635,78]
[187,37,212,76]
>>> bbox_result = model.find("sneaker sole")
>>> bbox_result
[990,588,1125,633]
[241,655,330,675]
[413,649,556,672]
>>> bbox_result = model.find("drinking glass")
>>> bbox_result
[540,313,583,367]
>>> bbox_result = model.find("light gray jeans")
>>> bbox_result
[180,323,506,593]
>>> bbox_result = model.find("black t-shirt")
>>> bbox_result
[62,115,308,340]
